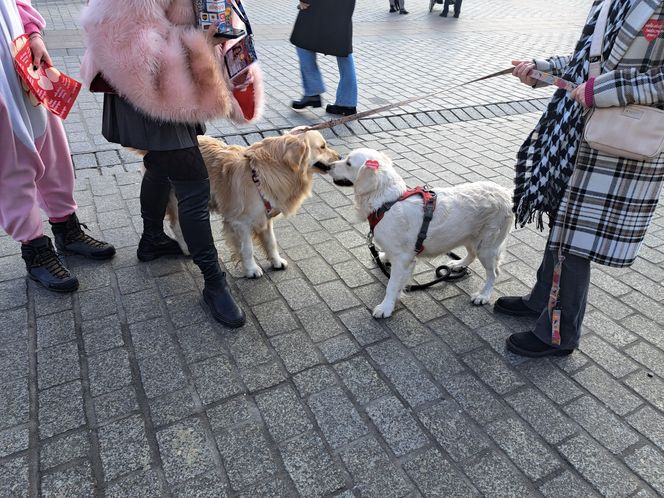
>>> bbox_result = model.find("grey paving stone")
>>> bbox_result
[41,461,95,497]
[539,470,601,498]
[255,384,313,442]
[308,387,368,449]
[99,414,151,481]
[252,300,299,336]
[518,359,584,405]
[410,339,465,384]
[171,472,229,498]
[36,310,76,350]
[38,381,85,438]
[573,365,643,416]
[334,356,391,406]
[279,432,345,497]
[463,451,534,498]
[37,341,80,390]
[270,330,321,374]
[318,333,361,363]
[296,256,338,285]
[191,355,244,405]
[0,279,27,310]
[403,448,479,497]
[367,340,441,408]
[627,406,664,452]
[129,318,175,360]
[165,292,208,329]
[579,335,640,378]
[215,422,278,490]
[334,259,375,288]
[106,469,165,498]
[276,277,321,310]
[0,425,28,458]
[88,347,132,396]
[148,390,197,428]
[366,396,429,457]
[558,434,641,497]
[462,347,525,395]
[0,456,28,498]
[207,396,256,434]
[442,295,495,329]
[486,418,562,481]
[240,360,288,392]
[564,395,640,454]
[626,341,664,378]
[292,365,338,398]
[624,445,664,495]
[625,371,664,412]
[505,388,578,445]
[341,436,413,497]
[79,286,117,321]
[235,475,294,498]
[82,315,124,355]
[429,316,483,354]
[338,307,389,346]
[384,310,435,348]
[296,303,345,343]
[234,277,280,307]
[157,418,216,487]
[122,289,164,324]
[440,372,507,425]
[138,349,188,398]
[315,281,361,312]
[94,386,139,423]
[39,431,89,470]
[419,399,490,462]
[227,327,273,370]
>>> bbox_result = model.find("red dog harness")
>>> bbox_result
[367,186,437,254]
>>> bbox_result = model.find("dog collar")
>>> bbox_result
[250,166,276,217]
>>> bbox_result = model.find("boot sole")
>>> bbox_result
[291,103,322,111]
[506,336,574,358]
[136,249,185,262]
[493,302,540,317]
[28,274,79,293]
[203,293,246,329]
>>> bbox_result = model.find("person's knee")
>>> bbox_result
[143,148,208,182]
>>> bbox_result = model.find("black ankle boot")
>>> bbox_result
[292,95,322,110]
[440,8,449,16]
[137,166,183,262]
[21,236,79,292]
[171,178,246,328]
[50,213,115,260]
[325,104,357,116]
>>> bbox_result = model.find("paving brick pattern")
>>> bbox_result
[2,0,664,496]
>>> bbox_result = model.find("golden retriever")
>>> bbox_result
[161,131,339,277]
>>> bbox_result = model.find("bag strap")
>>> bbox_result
[589,0,613,78]
[230,0,253,36]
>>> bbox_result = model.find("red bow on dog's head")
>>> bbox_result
[365,159,380,170]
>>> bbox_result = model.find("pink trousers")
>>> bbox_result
[0,97,77,243]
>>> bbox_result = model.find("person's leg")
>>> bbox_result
[35,114,115,259]
[453,0,462,17]
[293,48,325,109]
[389,0,397,11]
[149,147,245,328]
[398,0,409,14]
[326,54,358,116]
[138,153,184,261]
[494,249,552,317]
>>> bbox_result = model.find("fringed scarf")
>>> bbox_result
[513,0,635,229]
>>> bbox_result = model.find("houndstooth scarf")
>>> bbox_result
[513,0,635,229]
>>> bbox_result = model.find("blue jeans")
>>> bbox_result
[296,47,358,107]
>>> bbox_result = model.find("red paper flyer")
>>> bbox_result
[10,35,81,119]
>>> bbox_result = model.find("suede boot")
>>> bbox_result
[171,178,245,328]
[22,236,79,292]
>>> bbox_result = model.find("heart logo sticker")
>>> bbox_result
[365,160,380,170]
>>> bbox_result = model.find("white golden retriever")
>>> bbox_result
[329,148,514,318]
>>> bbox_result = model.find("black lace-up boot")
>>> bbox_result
[21,236,79,292]
[50,213,116,260]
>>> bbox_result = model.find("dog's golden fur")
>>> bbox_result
[153,131,339,278]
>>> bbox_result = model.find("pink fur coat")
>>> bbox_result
[80,0,263,124]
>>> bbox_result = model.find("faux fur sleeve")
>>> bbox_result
[80,5,233,124]
[16,0,45,35]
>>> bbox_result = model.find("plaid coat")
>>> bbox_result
[535,0,664,267]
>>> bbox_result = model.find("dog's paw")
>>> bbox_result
[470,292,490,306]
[245,265,264,279]
[372,303,393,319]
[271,258,288,271]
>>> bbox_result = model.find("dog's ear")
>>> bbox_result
[281,136,309,172]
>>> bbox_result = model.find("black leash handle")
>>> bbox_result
[368,241,470,292]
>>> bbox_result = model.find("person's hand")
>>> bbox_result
[29,34,52,69]
[570,82,589,109]
[511,60,536,87]
[205,21,226,46]
[298,2,310,10]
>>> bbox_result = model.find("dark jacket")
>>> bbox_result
[290,0,355,57]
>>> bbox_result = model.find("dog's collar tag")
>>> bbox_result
[365,160,380,170]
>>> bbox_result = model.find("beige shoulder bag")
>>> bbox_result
[583,0,664,161]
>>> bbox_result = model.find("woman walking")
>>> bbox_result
[0,0,115,293]
[498,0,664,356]
[80,0,264,328]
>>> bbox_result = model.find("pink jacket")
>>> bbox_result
[80,0,263,125]
[17,0,45,35]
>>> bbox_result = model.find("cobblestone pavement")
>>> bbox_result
[2,0,664,497]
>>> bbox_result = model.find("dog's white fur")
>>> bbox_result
[330,148,514,318]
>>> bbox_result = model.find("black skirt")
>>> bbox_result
[102,94,205,151]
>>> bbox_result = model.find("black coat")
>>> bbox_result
[290,0,355,57]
